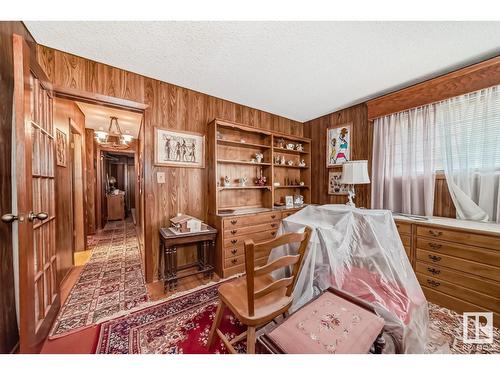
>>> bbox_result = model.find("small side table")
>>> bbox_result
[159,225,217,292]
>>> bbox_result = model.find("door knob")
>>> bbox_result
[28,211,48,222]
[1,213,19,223]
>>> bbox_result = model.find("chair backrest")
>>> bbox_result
[243,226,312,316]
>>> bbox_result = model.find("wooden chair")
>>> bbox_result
[207,226,312,354]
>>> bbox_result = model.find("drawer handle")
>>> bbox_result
[271,223,277,228]
[396,224,400,228]
[230,219,238,225]
[427,279,441,287]
[271,215,276,219]
[428,243,442,250]
[231,229,237,235]
[428,254,442,262]
[231,258,237,264]
[427,267,441,275]
[271,231,276,236]
[429,230,442,237]
[231,239,237,245]
[231,249,237,255]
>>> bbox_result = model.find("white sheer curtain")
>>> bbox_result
[371,106,436,216]
[436,86,500,222]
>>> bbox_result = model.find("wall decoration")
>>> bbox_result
[154,128,205,168]
[326,124,351,167]
[56,129,67,167]
[328,171,348,195]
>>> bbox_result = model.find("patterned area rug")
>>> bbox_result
[49,218,148,338]
[96,282,500,354]
[96,283,245,354]
[427,302,500,354]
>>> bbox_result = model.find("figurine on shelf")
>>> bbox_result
[276,138,285,148]
[296,143,304,151]
[298,159,306,167]
[217,131,223,140]
[240,176,248,187]
[255,167,266,186]
[255,152,264,164]
[294,194,304,206]
[287,160,294,166]
[280,155,286,165]
[273,182,281,187]
[240,138,246,143]
[299,181,305,186]
[274,156,281,165]
[286,143,295,150]
[223,176,231,187]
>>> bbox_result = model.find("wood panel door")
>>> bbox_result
[12,34,59,353]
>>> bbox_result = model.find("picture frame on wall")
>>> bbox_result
[326,123,352,167]
[56,128,67,167]
[328,171,348,195]
[154,127,205,168]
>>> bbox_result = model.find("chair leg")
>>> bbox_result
[246,326,256,354]
[207,301,225,348]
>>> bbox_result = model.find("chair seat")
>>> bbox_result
[218,275,293,326]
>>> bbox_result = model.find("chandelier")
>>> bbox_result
[95,116,134,148]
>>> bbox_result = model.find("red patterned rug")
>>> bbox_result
[96,282,246,354]
[49,218,148,338]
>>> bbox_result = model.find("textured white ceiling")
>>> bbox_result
[26,22,500,122]
[76,102,142,137]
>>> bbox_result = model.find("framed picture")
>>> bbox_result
[154,128,205,168]
[285,195,294,208]
[56,129,67,167]
[326,123,351,167]
[328,171,348,195]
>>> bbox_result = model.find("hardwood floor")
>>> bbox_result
[147,270,221,301]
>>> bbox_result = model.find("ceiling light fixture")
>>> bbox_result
[95,116,134,149]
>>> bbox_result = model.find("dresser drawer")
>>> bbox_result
[225,254,245,268]
[223,257,268,276]
[223,229,277,248]
[282,209,300,219]
[223,212,282,229]
[416,237,500,267]
[224,221,280,238]
[416,225,500,251]
[404,246,411,259]
[395,221,412,236]
[224,245,245,259]
[422,287,500,328]
[416,261,500,298]
[400,234,411,247]
[416,249,500,282]
[417,273,500,313]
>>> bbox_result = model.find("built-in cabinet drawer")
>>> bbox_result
[416,273,500,313]
[224,221,280,238]
[415,261,500,298]
[416,225,500,251]
[416,249,500,282]
[223,229,277,249]
[396,222,412,236]
[416,237,500,267]
[223,212,282,229]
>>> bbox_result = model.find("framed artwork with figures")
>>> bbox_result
[154,127,205,168]
[328,171,348,195]
[326,123,351,167]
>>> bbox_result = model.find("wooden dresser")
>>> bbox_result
[209,208,302,277]
[394,216,500,328]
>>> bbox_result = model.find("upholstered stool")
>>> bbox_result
[257,287,386,354]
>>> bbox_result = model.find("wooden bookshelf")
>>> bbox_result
[207,119,311,215]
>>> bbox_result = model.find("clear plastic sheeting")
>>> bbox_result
[269,204,430,353]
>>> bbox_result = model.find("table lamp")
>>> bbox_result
[339,160,370,207]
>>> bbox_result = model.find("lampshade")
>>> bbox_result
[339,160,370,184]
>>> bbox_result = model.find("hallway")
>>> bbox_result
[48,218,148,339]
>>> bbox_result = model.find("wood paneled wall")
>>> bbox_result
[53,97,87,283]
[35,45,303,282]
[304,104,372,208]
[85,129,96,235]
[0,21,36,354]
